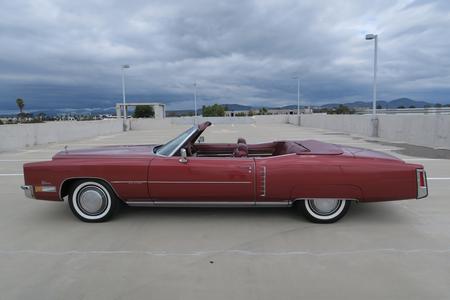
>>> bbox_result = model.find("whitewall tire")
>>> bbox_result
[68,180,119,222]
[297,199,351,223]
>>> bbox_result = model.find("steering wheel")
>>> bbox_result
[185,143,197,156]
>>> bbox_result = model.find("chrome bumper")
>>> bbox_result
[21,185,35,199]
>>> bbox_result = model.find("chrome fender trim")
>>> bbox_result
[126,201,291,207]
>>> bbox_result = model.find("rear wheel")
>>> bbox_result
[68,180,119,222]
[296,199,351,223]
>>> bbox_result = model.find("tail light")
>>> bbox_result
[416,169,428,199]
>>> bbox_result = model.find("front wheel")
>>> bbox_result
[296,199,351,223]
[68,180,119,222]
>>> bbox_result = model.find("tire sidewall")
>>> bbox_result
[298,199,351,223]
[69,180,117,222]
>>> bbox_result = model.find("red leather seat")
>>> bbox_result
[233,143,249,157]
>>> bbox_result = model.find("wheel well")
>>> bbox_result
[59,178,120,201]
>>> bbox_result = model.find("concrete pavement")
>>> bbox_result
[1,123,449,300]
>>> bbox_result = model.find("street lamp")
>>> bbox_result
[292,76,300,117]
[121,64,130,131]
[365,34,378,116]
[193,81,197,121]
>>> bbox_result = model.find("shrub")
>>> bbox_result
[133,105,155,118]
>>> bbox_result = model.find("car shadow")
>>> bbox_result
[26,200,413,225]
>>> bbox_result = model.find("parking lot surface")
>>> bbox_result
[1,123,449,300]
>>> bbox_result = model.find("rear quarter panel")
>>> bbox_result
[256,154,418,202]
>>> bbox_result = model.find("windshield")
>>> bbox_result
[155,126,197,156]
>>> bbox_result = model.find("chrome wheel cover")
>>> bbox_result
[307,199,342,216]
[77,186,108,216]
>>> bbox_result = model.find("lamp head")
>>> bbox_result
[122,64,130,69]
[365,34,377,40]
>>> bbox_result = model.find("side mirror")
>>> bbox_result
[179,148,188,163]
[198,136,205,143]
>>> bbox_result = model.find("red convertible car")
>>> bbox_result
[21,121,428,223]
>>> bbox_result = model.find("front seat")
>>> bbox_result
[233,143,248,157]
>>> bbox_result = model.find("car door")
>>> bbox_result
[148,156,255,203]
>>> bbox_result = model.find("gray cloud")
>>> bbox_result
[0,0,449,110]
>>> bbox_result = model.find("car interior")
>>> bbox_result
[183,138,309,158]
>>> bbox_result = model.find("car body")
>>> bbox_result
[21,121,428,223]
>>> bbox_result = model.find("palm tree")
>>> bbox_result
[16,98,25,114]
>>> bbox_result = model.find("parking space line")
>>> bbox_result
[0,159,47,162]
[404,158,447,161]
[0,174,23,176]
[0,248,450,257]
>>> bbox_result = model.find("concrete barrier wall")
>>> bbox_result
[170,115,289,125]
[298,114,450,149]
[377,114,450,149]
[129,118,172,130]
[300,114,374,136]
[3,114,448,152]
[130,115,290,129]
[0,120,123,152]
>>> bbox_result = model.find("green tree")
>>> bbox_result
[409,105,416,108]
[0,119,3,125]
[16,98,24,113]
[133,105,155,118]
[202,104,225,117]
[259,107,268,115]
[435,103,442,108]
[333,105,355,114]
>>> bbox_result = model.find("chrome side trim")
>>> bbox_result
[111,181,147,184]
[21,185,35,199]
[126,201,291,207]
[255,201,290,207]
[126,201,156,207]
[260,166,266,197]
[148,181,252,184]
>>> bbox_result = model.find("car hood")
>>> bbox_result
[53,145,157,159]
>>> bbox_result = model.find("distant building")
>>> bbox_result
[116,102,166,119]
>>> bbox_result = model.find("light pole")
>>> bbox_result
[193,81,198,122]
[121,64,130,131]
[365,34,378,115]
[293,76,301,124]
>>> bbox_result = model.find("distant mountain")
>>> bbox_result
[321,98,433,109]
[387,98,430,108]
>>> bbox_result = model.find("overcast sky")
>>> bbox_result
[0,0,449,111]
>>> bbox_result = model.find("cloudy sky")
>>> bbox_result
[0,0,449,111]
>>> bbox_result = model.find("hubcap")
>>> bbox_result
[77,186,108,216]
[308,199,342,216]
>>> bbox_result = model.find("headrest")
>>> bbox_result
[233,143,248,157]
[237,137,247,144]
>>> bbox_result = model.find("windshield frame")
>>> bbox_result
[155,126,198,157]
